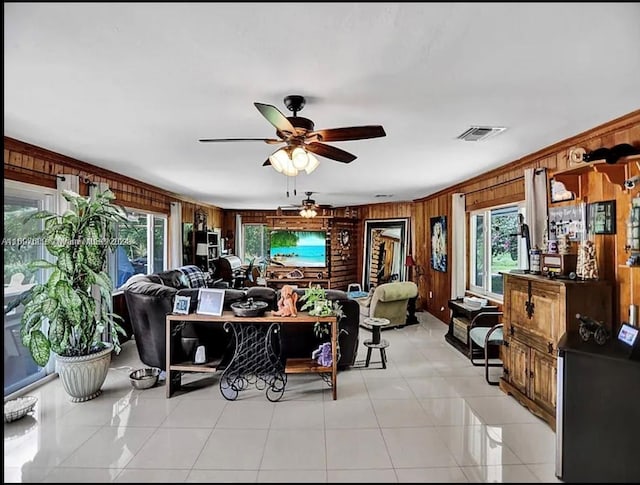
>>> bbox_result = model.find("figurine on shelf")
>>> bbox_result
[273,284,298,317]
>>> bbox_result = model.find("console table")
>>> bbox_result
[165,311,338,400]
[445,299,500,358]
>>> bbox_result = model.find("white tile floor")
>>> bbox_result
[4,313,562,483]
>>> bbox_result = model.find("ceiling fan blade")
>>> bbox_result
[306,142,357,163]
[254,102,297,137]
[262,159,271,166]
[310,125,386,142]
[199,137,281,143]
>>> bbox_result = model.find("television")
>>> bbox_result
[269,230,327,267]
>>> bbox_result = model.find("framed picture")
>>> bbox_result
[550,178,575,203]
[430,215,447,272]
[587,200,616,235]
[196,288,225,316]
[173,295,191,315]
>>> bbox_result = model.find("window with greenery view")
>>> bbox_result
[470,203,525,298]
[241,224,270,265]
[112,209,167,287]
[4,181,56,396]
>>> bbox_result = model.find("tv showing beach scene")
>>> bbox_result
[269,230,327,267]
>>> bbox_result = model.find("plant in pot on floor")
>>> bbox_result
[5,189,128,402]
[299,285,346,366]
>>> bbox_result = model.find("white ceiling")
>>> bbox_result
[5,3,640,210]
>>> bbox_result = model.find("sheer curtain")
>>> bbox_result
[56,174,80,214]
[169,201,182,268]
[525,168,548,250]
[451,193,466,299]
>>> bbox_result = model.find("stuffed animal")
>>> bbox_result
[273,284,298,317]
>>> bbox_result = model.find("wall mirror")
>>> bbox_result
[362,219,409,291]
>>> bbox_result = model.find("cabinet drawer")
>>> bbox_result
[452,317,469,344]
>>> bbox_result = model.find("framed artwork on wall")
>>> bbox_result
[587,200,616,235]
[430,215,447,272]
[550,178,575,203]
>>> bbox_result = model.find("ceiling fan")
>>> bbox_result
[199,95,386,175]
[278,192,331,217]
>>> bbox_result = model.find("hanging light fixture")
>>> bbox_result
[299,207,317,218]
[268,146,320,177]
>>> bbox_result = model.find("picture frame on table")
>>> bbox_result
[173,295,191,315]
[196,288,225,316]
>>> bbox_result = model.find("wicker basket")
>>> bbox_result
[4,396,38,423]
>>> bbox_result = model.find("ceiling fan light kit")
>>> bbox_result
[299,207,318,218]
[268,146,321,176]
[200,94,386,178]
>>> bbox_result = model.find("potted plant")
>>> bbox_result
[6,189,128,402]
[299,285,344,338]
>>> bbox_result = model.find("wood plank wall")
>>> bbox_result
[410,110,640,326]
[4,136,222,224]
[222,209,359,290]
[6,107,639,327]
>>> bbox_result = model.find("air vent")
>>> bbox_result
[457,126,506,142]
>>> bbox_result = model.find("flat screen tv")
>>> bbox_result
[269,230,327,267]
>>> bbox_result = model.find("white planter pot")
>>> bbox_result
[55,343,113,402]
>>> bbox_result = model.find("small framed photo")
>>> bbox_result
[196,288,225,316]
[173,295,191,315]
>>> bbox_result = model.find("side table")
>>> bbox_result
[363,317,391,368]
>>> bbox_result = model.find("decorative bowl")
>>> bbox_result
[4,396,38,423]
[231,299,268,317]
[129,368,161,390]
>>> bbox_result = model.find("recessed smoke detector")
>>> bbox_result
[457,126,507,141]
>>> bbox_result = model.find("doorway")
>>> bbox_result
[362,219,409,291]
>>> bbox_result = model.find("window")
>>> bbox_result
[240,224,270,265]
[4,180,57,396]
[470,203,526,298]
[113,209,167,288]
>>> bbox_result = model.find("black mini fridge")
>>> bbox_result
[555,333,640,483]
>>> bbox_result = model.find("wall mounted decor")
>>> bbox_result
[550,178,575,203]
[430,215,447,272]
[587,200,616,235]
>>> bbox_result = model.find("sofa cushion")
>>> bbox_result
[376,281,418,302]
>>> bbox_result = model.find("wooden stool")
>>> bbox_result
[363,317,391,368]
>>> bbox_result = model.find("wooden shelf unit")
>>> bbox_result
[552,156,640,199]
[266,278,331,289]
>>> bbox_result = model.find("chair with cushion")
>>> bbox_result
[468,311,504,385]
[357,281,418,329]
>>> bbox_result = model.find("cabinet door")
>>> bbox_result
[507,278,562,344]
[507,338,529,395]
[530,349,556,413]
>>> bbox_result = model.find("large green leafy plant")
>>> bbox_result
[7,189,128,366]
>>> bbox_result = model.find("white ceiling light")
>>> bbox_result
[269,146,320,176]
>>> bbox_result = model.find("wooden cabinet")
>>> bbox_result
[500,273,612,429]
